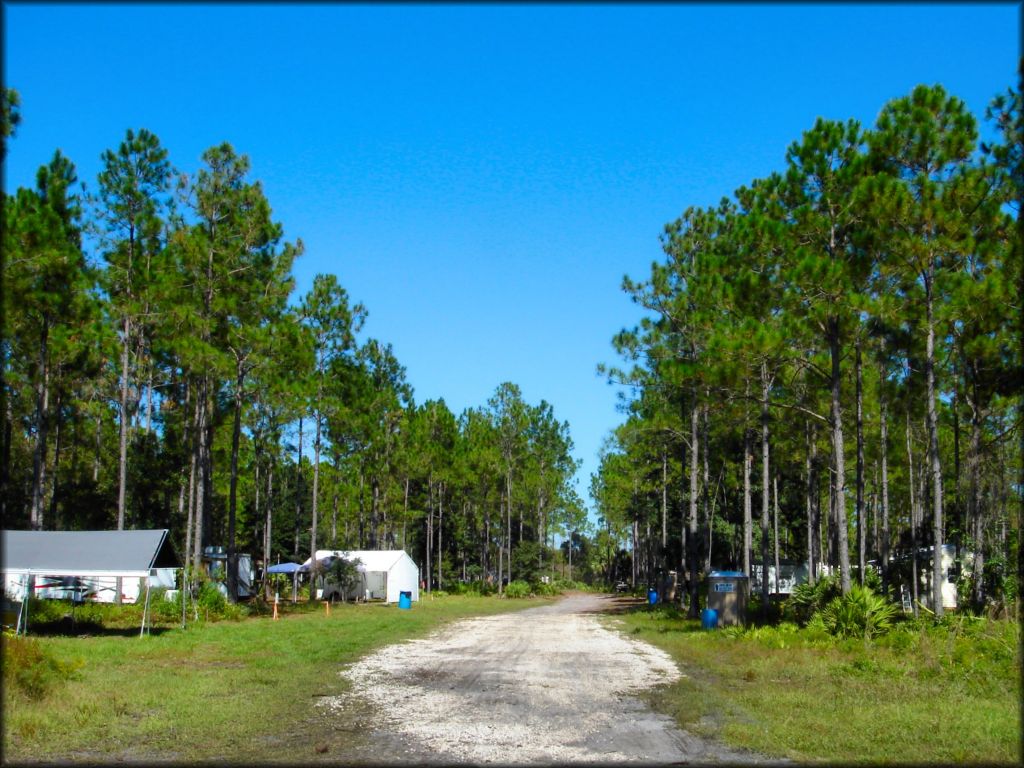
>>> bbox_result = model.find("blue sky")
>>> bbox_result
[4,3,1018,524]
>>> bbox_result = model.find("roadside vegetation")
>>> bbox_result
[615,592,1021,764]
[1,593,549,762]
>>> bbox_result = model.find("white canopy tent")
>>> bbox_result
[298,549,419,604]
[1,529,180,636]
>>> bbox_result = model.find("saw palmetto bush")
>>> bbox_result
[785,574,843,625]
[821,585,899,639]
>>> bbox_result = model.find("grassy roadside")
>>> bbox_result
[611,606,1021,764]
[2,594,548,762]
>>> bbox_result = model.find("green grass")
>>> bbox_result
[2,594,548,762]
[613,607,1022,764]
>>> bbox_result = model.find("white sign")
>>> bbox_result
[713,582,735,593]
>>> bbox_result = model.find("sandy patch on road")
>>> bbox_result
[327,593,764,764]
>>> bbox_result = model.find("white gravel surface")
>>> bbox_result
[326,593,771,764]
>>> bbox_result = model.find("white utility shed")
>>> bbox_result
[299,549,419,604]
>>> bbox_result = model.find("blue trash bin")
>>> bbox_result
[647,589,658,605]
[701,608,718,629]
[398,591,412,610]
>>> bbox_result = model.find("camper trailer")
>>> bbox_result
[201,546,255,598]
[889,544,962,612]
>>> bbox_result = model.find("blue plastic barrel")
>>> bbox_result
[398,591,412,610]
[701,608,718,629]
[647,589,658,605]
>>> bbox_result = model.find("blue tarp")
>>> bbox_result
[267,562,301,574]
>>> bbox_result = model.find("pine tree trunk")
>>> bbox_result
[743,428,752,577]
[688,400,699,618]
[310,408,322,602]
[403,477,409,552]
[357,468,365,548]
[370,476,379,549]
[661,451,668,550]
[2,395,13,521]
[856,341,865,585]
[437,482,444,590]
[184,383,197,580]
[907,411,919,618]
[117,315,131,535]
[760,363,771,613]
[47,388,64,527]
[426,475,433,593]
[806,420,818,586]
[773,476,780,595]
[924,272,945,616]
[967,381,985,611]
[880,367,891,592]
[294,417,303,559]
[227,365,244,602]
[631,515,638,589]
[702,403,711,572]
[506,472,512,584]
[829,316,852,594]
[265,460,274,600]
[254,460,261,588]
[191,378,208,573]
[496,489,502,595]
[145,367,154,435]
[331,492,338,548]
[30,322,51,531]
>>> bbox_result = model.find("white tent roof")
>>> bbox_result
[299,549,409,572]
[1,529,179,578]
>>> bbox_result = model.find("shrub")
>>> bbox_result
[785,574,843,625]
[504,580,531,599]
[146,590,184,623]
[193,582,243,621]
[820,585,898,639]
[531,580,564,596]
[448,580,495,596]
[197,582,228,613]
[2,632,81,699]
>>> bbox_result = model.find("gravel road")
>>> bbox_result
[321,593,774,764]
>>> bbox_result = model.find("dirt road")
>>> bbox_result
[320,593,773,764]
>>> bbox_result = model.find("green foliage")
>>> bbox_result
[445,580,496,596]
[784,574,843,624]
[2,632,81,700]
[193,584,243,621]
[620,606,1020,763]
[820,585,899,639]
[1,595,542,761]
[504,580,531,599]
[146,589,184,623]
[530,580,557,596]
[326,556,363,601]
[511,541,543,583]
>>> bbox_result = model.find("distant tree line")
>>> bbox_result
[593,80,1021,618]
[1,89,584,601]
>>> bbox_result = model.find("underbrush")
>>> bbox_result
[2,594,542,761]
[20,584,247,634]
[2,631,82,700]
[618,604,1021,762]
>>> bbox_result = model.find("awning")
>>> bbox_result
[267,562,301,574]
[2,529,180,578]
